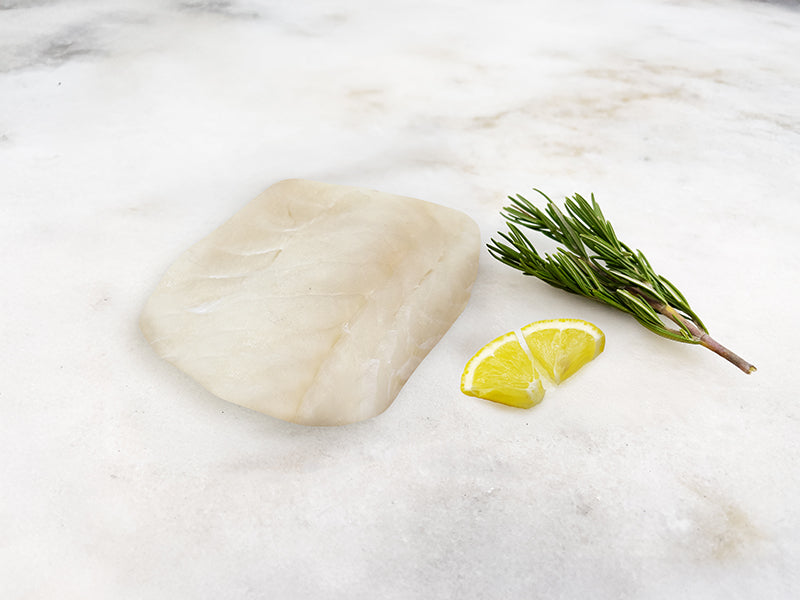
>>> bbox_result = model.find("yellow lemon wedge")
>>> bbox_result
[521,319,605,384]
[460,331,545,408]
[460,319,605,409]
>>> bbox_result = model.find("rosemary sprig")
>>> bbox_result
[488,189,756,374]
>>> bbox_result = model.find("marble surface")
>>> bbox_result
[2,0,799,598]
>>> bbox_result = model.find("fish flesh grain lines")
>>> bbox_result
[140,179,481,426]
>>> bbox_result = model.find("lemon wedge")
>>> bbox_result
[460,319,604,408]
[521,319,605,384]
[460,331,545,408]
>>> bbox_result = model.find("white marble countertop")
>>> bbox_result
[2,1,799,598]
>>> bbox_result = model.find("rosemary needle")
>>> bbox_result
[487,189,756,374]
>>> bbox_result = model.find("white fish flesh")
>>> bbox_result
[140,179,480,425]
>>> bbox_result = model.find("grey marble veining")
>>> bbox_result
[1,0,799,598]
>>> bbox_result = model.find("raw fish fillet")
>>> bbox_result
[140,179,480,425]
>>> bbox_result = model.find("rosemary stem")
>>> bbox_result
[655,302,757,374]
[698,335,757,374]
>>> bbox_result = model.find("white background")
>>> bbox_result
[2,0,799,598]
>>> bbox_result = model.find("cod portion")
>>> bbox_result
[140,179,481,425]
